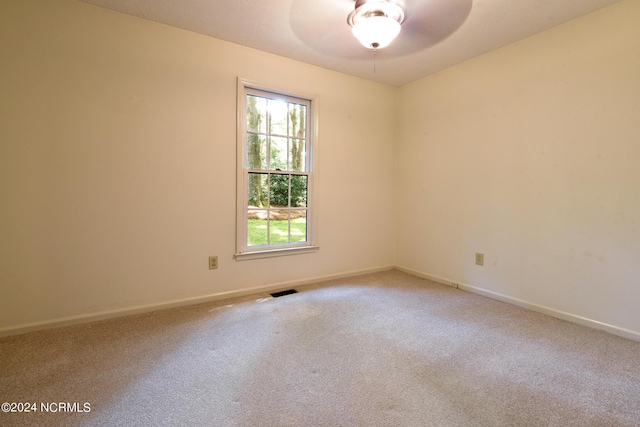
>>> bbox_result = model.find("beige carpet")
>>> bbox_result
[1,270,639,426]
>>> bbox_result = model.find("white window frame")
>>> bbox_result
[235,78,319,260]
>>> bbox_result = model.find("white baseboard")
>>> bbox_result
[396,265,640,343]
[0,265,395,338]
[394,266,459,288]
[4,264,638,343]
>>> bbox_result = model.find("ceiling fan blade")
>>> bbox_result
[289,0,371,59]
[392,0,473,56]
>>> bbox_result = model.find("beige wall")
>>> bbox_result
[396,0,640,335]
[0,0,396,332]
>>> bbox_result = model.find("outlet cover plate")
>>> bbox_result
[209,256,218,270]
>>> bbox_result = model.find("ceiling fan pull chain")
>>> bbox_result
[372,42,379,74]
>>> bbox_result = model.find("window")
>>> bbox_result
[235,80,318,260]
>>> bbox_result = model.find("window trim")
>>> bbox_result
[235,78,319,260]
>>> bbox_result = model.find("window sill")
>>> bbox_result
[235,245,319,261]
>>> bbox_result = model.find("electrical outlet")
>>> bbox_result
[475,252,484,266]
[209,256,218,270]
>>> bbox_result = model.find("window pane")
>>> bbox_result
[269,210,290,244]
[247,209,268,247]
[269,99,288,136]
[269,137,288,171]
[246,135,266,170]
[288,104,307,139]
[270,173,290,208]
[290,175,307,207]
[290,210,307,243]
[248,172,268,208]
[247,95,266,134]
[290,139,306,172]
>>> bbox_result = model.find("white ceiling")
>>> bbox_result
[80,0,623,87]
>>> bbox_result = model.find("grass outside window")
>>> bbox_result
[248,218,307,247]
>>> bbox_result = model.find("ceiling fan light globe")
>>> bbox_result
[351,15,401,49]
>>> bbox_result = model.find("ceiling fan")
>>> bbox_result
[289,0,473,60]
